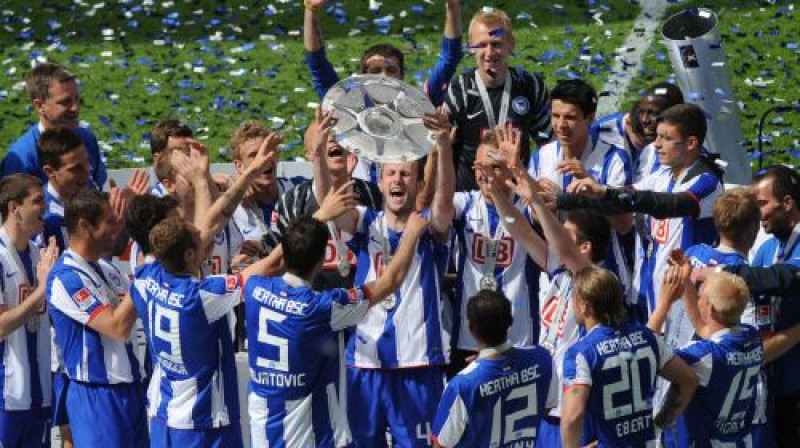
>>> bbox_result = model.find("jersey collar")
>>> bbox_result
[283,272,311,288]
[478,342,512,359]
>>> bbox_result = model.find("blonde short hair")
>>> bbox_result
[703,272,750,326]
[468,8,515,45]
[229,121,271,161]
[712,187,759,247]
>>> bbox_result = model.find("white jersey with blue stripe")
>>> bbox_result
[632,162,723,315]
[674,325,762,447]
[529,137,634,298]
[130,262,241,429]
[149,181,168,198]
[563,324,671,448]
[537,268,581,417]
[432,345,557,448]
[47,250,142,384]
[245,273,370,448]
[452,191,541,351]
[346,208,450,368]
[0,229,50,410]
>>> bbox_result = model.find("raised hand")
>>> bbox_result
[247,133,283,176]
[659,264,686,306]
[108,179,128,222]
[405,211,431,237]
[172,142,210,181]
[125,169,150,197]
[423,107,454,151]
[305,105,335,160]
[315,181,359,222]
[36,236,59,286]
[305,0,328,7]
[495,123,522,168]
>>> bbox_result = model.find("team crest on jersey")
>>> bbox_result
[347,288,363,304]
[756,305,772,326]
[214,231,225,245]
[225,275,239,292]
[511,96,530,115]
[72,288,92,308]
[108,271,124,290]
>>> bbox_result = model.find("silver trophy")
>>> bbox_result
[322,75,436,163]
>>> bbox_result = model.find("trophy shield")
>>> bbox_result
[321,75,436,163]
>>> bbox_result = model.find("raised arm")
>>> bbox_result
[426,0,463,106]
[654,356,699,429]
[303,0,339,99]
[306,106,335,203]
[560,177,700,219]
[647,257,688,333]
[425,108,456,240]
[363,212,429,304]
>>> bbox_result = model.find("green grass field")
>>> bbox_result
[0,0,797,170]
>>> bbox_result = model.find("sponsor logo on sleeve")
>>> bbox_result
[226,275,239,292]
[72,288,93,309]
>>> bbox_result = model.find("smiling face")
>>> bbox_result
[9,185,47,238]
[753,176,795,237]
[551,99,593,149]
[362,54,402,79]
[35,80,81,129]
[469,21,512,85]
[379,161,421,216]
[637,96,670,144]
[44,145,91,200]
[474,143,511,199]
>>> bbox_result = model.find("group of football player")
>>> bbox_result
[1,2,799,448]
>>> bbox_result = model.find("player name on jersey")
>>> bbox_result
[478,365,543,398]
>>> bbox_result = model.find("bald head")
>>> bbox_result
[701,272,750,326]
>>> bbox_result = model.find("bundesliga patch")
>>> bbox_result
[226,275,239,292]
[72,288,92,308]
[271,210,279,226]
[756,305,772,326]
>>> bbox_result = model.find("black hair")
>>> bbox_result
[125,195,180,254]
[754,165,800,207]
[467,289,513,347]
[282,215,330,279]
[657,103,707,148]
[38,127,83,170]
[551,79,598,118]
[360,44,404,76]
[64,188,107,235]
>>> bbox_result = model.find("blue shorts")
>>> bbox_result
[347,366,445,448]
[67,381,148,448]
[52,371,70,426]
[0,408,51,448]
[150,417,243,448]
[536,416,562,448]
[751,422,775,448]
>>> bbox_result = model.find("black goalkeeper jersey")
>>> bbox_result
[446,67,551,191]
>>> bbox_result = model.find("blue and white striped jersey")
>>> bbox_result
[632,161,723,315]
[0,229,50,410]
[563,324,671,448]
[245,273,370,448]
[149,181,168,198]
[346,208,450,368]
[432,345,557,448]
[205,221,244,277]
[452,191,541,351]
[529,137,634,299]
[130,261,241,429]
[674,325,763,447]
[47,249,142,384]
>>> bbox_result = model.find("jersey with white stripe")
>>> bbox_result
[432,346,557,448]
[130,261,241,429]
[245,273,370,447]
[537,268,580,417]
[452,191,540,350]
[590,112,627,150]
[529,137,634,298]
[751,228,800,397]
[150,181,168,198]
[631,161,723,315]
[674,325,762,447]
[563,324,671,448]
[346,208,450,368]
[232,177,305,250]
[0,230,50,410]
[47,249,142,384]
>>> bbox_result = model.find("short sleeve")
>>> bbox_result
[327,286,371,331]
[432,380,468,447]
[676,342,713,387]
[687,173,721,200]
[48,272,108,325]
[563,347,593,389]
[199,274,243,323]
